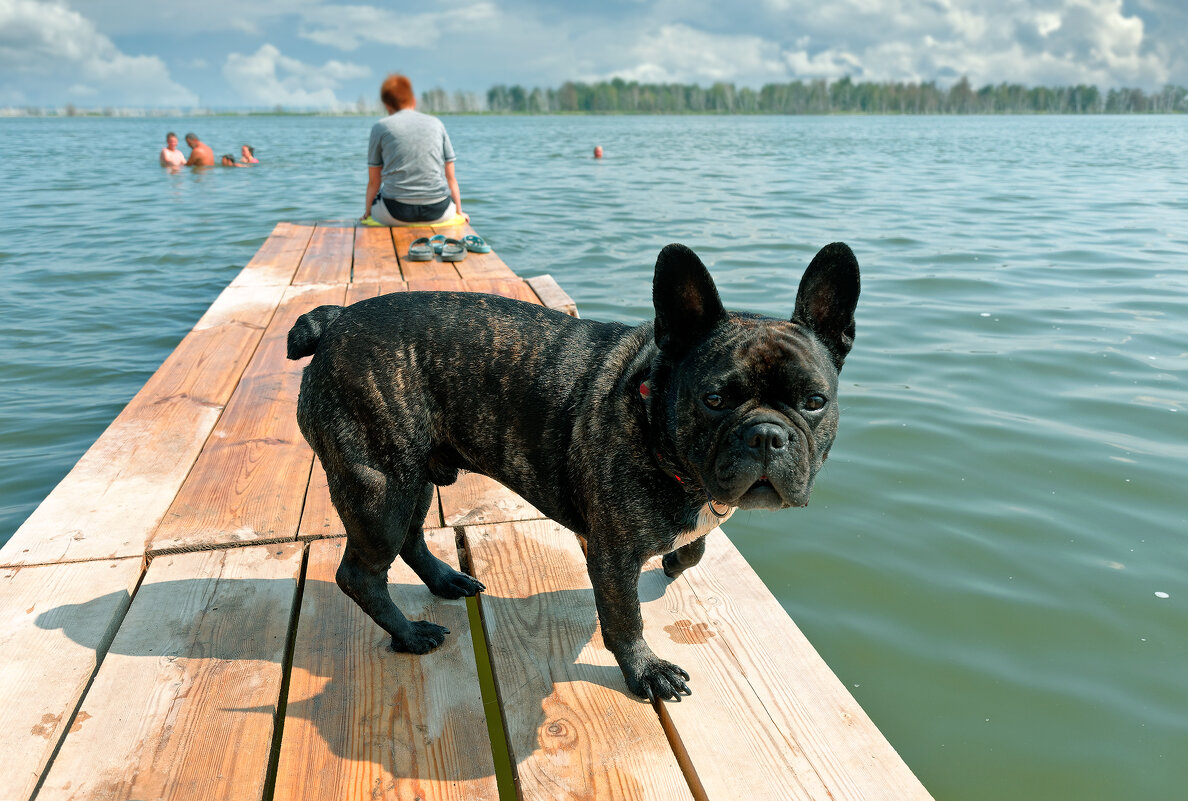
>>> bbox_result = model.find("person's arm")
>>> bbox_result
[444,161,467,221]
[364,166,382,220]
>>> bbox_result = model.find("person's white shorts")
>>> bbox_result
[370,198,457,226]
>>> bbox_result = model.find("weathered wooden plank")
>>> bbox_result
[293,224,354,285]
[230,222,315,287]
[0,559,142,801]
[36,543,302,801]
[406,279,468,293]
[345,280,382,306]
[0,283,288,567]
[462,278,540,305]
[149,284,345,553]
[296,459,341,542]
[454,253,517,280]
[638,540,831,800]
[439,472,543,528]
[348,279,408,301]
[402,279,535,303]
[351,224,400,283]
[453,255,517,280]
[274,532,497,801]
[394,220,511,280]
[653,531,935,801]
[464,519,694,801]
[454,224,516,279]
[402,260,463,281]
[390,226,464,281]
[527,274,580,317]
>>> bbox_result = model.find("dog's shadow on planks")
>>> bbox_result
[35,568,669,782]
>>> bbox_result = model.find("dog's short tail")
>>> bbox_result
[287,305,344,360]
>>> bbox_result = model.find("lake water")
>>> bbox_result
[1,113,1185,800]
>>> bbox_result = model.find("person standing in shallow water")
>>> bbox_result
[159,132,186,167]
[363,74,467,225]
[184,133,214,167]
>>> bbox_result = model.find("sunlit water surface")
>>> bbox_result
[1,114,1185,800]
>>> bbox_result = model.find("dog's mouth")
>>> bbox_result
[735,476,789,510]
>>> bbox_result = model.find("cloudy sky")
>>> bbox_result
[1,0,1185,109]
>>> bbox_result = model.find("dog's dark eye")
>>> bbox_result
[803,394,828,411]
[703,393,725,410]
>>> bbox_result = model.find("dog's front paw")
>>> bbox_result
[624,657,692,702]
[391,620,450,654]
[661,551,687,579]
[429,569,486,600]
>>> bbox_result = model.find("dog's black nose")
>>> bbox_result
[744,422,788,454]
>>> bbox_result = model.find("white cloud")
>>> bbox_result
[625,0,1172,89]
[4,0,1185,107]
[222,43,371,109]
[65,0,320,36]
[564,0,1168,92]
[0,0,197,106]
[296,2,498,51]
[859,0,1170,88]
[782,48,864,81]
[297,5,441,50]
[611,24,790,85]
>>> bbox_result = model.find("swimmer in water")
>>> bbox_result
[159,132,186,167]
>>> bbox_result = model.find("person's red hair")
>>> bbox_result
[380,74,415,110]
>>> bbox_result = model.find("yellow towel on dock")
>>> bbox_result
[361,214,468,229]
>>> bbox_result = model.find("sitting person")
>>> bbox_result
[159,132,186,167]
[363,74,467,225]
[239,144,258,164]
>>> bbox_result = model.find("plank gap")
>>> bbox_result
[261,541,310,801]
[470,592,520,801]
[146,534,299,558]
[456,526,517,800]
[653,699,711,801]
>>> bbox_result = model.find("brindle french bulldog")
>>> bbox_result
[287,242,859,701]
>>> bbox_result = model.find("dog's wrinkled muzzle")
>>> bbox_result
[711,417,813,510]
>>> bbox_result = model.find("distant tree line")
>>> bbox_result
[417,76,1187,114]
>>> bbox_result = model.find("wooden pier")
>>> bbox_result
[0,221,934,801]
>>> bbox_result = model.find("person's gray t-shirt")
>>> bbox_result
[367,109,456,203]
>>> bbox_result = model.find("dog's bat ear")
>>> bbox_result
[793,242,861,370]
[653,244,726,354]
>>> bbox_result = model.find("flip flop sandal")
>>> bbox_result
[406,237,434,261]
[439,238,467,262]
[462,234,491,253]
[428,234,447,254]
[360,216,383,227]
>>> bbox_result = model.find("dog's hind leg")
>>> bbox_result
[330,462,449,654]
[400,481,486,599]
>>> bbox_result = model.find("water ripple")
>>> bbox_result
[2,113,1186,801]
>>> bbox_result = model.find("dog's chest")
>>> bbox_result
[669,504,736,552]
